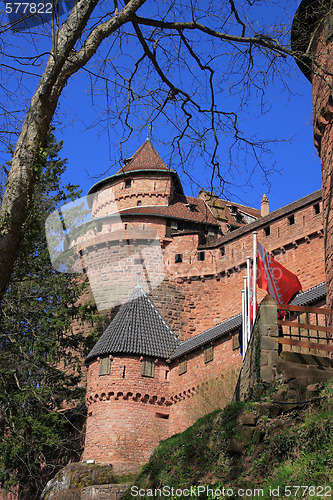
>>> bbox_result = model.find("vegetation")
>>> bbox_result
[0,132,99,499]
[125,381,333,500]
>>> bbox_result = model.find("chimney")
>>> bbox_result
[261,194,269,217]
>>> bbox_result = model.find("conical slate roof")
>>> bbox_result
[117,139,169,173]
[85,286,179,363]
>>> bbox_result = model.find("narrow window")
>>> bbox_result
[165,370,169,380]
[198,251,205,261]
[204,345,214,364]
[99,357,111,376]
[264,226,270,237]
[155,412,169,419]
[178,357,187,375]
[122,366,126,378]
[125,179,132,189]
[314,203,320,214]
[141,357,155,378]
[137,200,142,206]
[288,214,295,225]
[220,246,225,256]
[232,333,240,350]
[175,253,183,263]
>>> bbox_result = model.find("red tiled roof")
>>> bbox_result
[119,195,219,226]
[117,139,169,174]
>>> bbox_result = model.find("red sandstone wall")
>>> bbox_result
[311,23,333,309]
[164,198,324,336]
[168,336,242,436]
[83,355,171,473]
[74,192,325,337]
[92,174,173,218]
[83,337,242,472]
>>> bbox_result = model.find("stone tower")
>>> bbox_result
[291,0,333,310]
[82,285,179,474]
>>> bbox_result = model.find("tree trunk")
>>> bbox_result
[0,0,146,300]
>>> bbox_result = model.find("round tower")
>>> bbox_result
[82,285,179,474]
[291,0,333,310]
[88,139,184,224]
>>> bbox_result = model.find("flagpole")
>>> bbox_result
[246,256,251,342]
[241,289,245,357]
[252,231,258,325]
[243,275,248,355]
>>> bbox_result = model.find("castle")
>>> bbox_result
[79,139,326,474]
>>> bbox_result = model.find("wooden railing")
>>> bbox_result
[277,304,333,354]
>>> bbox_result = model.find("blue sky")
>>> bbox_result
[58,59,321,214]
[0,0,322,215]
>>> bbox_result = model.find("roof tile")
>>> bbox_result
[85,286,180,363]
[117,139,169,174]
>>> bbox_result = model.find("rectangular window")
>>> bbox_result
[220,246,225,256]
[155,412,169,419]
[125,179,132,189]
[175,253,183,263]
[204,345,214,363]
[198,251,205,261]
[137,200,142,206]
[99,357,111,376]
[178,357,187,375]
[232,333,240,350]
[141,357,155,378]
[264,226,270,237]
[314,203,320,214]
[288,214,295,225]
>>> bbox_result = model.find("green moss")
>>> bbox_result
[123,387,333,500]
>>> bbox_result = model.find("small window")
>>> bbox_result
[137,200,142,206]
[264,226,270,237]
[155,412,169,419]
[288,214,295,225]
[204,345,214,364]
[99,357,111,376]
[198,251,205,261]
[187,204,198,213]
[314,203,320,214]
[178,357,187,375]
[177,221,184,231]
[232,333,240,350]
[141,357,155,378]
[175,253,183,263]
[125,179,132,189]
[220,246,225,256]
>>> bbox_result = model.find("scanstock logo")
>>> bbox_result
[3,0,76,31]
[45,191,165,310]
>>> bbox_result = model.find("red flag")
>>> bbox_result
[257,243,302,304]
[249,269,258,325]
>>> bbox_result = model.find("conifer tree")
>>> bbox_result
[0,131,95,499]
